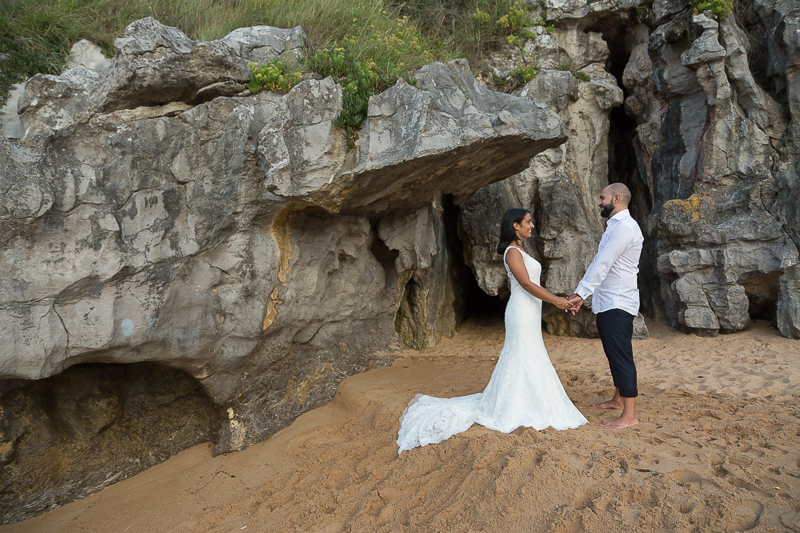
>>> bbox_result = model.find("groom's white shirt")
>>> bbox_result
[575,209,643,316]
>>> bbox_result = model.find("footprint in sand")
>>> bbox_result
[729,477,773,497]
[548,512,585,533]
[728,453,753,466]
[724,499,764,531]
[671,468,721,491]
[671,469,702,484]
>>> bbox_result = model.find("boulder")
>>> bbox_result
[91,18,306,114]
[777,265,800,339]
[66,39,112,73]
[17,68,101,138]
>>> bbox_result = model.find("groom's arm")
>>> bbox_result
[574,224,634,301]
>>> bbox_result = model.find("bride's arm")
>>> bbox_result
[505,248,574,310]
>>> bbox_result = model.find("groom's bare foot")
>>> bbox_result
[592,399,623,410]
[600,415,639,429]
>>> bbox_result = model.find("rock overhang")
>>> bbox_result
[259,59,568,216]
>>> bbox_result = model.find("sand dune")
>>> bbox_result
[3,318,799,533]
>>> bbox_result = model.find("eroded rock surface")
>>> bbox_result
[15,17,306,138]
[633,8,799,335]
[778,264,800,339]
[263,59,567,214]
[462,21,631,338]
[4,0,800,521]
[0,18,566,521]
[0,363,217,524]
[464,0,799,338]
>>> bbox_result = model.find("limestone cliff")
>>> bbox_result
[460,0,800,339]
[0,18,566,523]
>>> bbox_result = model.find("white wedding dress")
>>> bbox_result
[397,245,588,453]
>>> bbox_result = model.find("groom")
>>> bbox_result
[567,183,643,429]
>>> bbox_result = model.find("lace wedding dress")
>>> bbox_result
[397,245,588,453]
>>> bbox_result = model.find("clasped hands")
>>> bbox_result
[553,294,584,315]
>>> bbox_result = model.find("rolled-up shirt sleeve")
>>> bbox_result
[575,224,633,300]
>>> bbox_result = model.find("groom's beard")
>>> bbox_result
[599,201,614,218]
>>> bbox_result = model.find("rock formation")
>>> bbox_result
[3,0,800,521]
[0,363,217,522]
[460,13,642,337]
[0,18,566,523]
[460,0,799,338]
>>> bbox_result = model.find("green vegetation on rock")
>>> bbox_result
[0,0,442,105]
[689,0,733,18]
[510,62,537,82]
[304,47,406,148]
[247,58,303,94]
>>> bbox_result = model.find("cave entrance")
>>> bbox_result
[442,195,508,323]
[0,362,219,525]
[592,17,653,224]
[589,16,661,319]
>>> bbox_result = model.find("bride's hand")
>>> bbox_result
[552,297,574,311]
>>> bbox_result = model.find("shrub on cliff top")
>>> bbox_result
[394,0,546,61]
[304,47,406,148]
[247,10,429,148]
[247,59,303,94]
[689,0,733,18]
[248,46,404,149]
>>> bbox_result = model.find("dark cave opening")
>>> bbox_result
[0,362,219,525]
[597,17,653,222]
[442,195,508,322]
[369,217,401,292]
[590,15,660,319]
[743,271,782,322]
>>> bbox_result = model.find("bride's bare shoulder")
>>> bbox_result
[504,246,527,259]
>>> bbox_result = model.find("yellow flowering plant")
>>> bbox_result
[247,58,303,94]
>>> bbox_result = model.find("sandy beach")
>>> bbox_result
[3,318,799,533]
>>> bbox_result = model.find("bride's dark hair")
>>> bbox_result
[497,208,530,255]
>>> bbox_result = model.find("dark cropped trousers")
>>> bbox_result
[596,308,638,398]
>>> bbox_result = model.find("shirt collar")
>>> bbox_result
[609,209,631,223]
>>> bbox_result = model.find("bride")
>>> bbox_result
[397,208,588,453]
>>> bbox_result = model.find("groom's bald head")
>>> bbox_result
[598,182,632,218]
[605,183,631,207]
